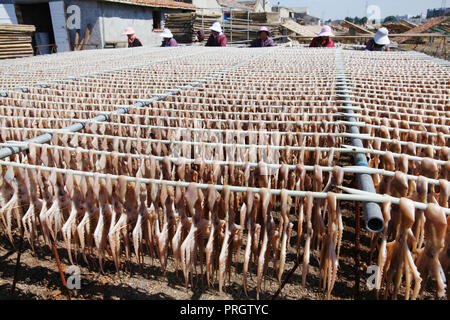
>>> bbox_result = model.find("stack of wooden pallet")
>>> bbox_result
[231,11,281,24]
[382,21,416,34]
[164,12,221,43]
[222,11,282,43]
[222,21,281,43]
[341,20,373,35]
[0,24,35,59]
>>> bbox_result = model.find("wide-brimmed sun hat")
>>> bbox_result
[123,27,135,35]
[160,29,173,38]
[317,25,334,37]
[209,22,222,33]
[374,27,390,45]
[257,26,271,37]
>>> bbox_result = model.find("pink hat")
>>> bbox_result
[257,26,271,36]
[317,25,334,37]
[123,27,135,35]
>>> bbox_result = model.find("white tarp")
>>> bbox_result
[49,0,70,52]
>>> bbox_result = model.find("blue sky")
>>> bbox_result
[269,0,445,20]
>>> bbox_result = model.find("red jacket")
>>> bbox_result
[206,33,227,47]
[309,37,334,48]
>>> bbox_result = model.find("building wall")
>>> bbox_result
[193,0,221,10]
[291,7,309,15]
[98,1,156,46]
[294,13,321,26]
[303,15,321,26]
[66,0,182,48]
[252,0,271,12]
[63,0,102,49]
[272,7,291,19]
[0,1,18,24]
[252,2,263,12]
[427,7,450,18]
[10,0,187,50]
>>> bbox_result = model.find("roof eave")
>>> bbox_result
[101,0,196,11]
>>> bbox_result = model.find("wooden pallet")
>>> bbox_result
[394,17,449,43]
[0,24,35,59]
[165,13,221,43]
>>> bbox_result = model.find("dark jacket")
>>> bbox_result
[206,33,227,47]
[309,37,334,48]
[128,38,143,48]
[365,39,389,51]
[250,38,274,47]
[161,38,178,47]
[197,30,205,42]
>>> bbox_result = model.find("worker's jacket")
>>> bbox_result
[128,37,143,48]
[197,30,205,42]
[309,37,334,48]
[365,39,389,51]
[161,38,178,47]
[250,38,275,47]
[206,33,227,47]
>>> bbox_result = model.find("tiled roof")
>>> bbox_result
[101,0,196,10]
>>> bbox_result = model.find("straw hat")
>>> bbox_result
[123,27,135,35]
[374,27,390,45]
[317,25,334,37]
[209,22,222,33]
[257,26,271,37]
[160,29,173,38]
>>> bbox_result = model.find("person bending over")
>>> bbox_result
[250,26,274,47]
[309,26,335,48]
[206,22,227,47]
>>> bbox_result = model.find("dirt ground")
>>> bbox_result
[399,37,449,61]
[0,159,440,300]
[0,202,362,300]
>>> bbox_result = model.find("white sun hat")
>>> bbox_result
[374,27,390,45]
[209,22,222,33]
[160,29,173,38]
[123,27,135,35]
[257,26,271,37]
[317,25,334,37]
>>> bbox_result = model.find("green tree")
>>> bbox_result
[345,17,354,23]
[384,16,398,23]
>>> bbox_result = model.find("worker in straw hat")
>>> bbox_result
[160,29,178,47]
[123,27,142,48]
[309,25,335,48]
[366,27,390,51]
[250,26,274,47]
[206,22,227,47]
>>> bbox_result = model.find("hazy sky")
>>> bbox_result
[269,0,445,20]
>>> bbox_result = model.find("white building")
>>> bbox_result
[1,0,195,54]
[271,6,294,19]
